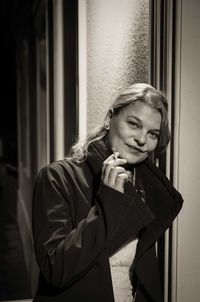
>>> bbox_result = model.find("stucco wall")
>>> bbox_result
[176,0,200,301]
[86,0,150,131]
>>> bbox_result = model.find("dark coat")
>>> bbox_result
[32,141,183,302]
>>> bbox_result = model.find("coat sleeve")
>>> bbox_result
[32,163,153,289]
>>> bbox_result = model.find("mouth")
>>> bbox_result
[126,144,145,153]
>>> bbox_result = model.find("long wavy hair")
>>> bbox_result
[68,83,170,162]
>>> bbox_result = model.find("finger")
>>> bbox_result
[115,173,129,192]
[102,161,112,183]
[103,152,120,164]
[112,158,127,166]
[107,166,127,185]
[115,166,127,174]
[103,154,127,166]
[102,158,127,183]
[102,156,114,178]
[107,166,118,186]
[103,158,127,172]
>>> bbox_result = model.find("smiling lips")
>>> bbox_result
[126,144,145,153]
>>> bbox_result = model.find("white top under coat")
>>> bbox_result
[109,238,138,302]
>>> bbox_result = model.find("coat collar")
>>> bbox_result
[86,140,183,254]
[135,158,183,258]
[86,139,112,175]
[134,160,183,302]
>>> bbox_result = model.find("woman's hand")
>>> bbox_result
[102,152,130,193]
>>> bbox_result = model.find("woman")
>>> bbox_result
[32,83,183,302]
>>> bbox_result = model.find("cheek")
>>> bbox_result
[117,128,127,140]
[118,123,132,138]
[111,123,128,140]
[147,139,159,151]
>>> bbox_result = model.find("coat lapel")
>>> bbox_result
[135,158,183,258]
[86,141,183,256]
[86,142,183,257]
[133,158,183,302]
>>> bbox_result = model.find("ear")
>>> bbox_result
[109,107,114,117]
[104,115,111,130]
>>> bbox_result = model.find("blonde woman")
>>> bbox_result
[32,83,183,302]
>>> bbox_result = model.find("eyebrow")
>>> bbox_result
[127,115,161,132]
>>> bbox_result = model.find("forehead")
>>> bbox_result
[117,101,161,128]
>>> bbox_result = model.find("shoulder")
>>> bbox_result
[36,159,82,184]
[36,158,90,189]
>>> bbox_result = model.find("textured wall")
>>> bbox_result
[176,0,200,301]
[86,0,150,131]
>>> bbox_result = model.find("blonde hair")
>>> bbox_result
[68,83,170,162]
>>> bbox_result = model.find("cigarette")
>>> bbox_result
[112,147,118,160]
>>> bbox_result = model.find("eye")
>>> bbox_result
[149,131,159,139]
[127,121,139,129]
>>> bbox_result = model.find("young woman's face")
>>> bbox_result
[106,101,161,164]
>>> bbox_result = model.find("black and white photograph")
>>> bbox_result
[0,0,199,301]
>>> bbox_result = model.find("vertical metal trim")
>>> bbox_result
[165,1,174,301]
[150,1,180,301]
[78,0,87,141]
[45,4,50,165]
[34,0,49,171]
[171,0,182,301]
[150,2,167,297]
[36,38,41,171]
[63,0,78,153]
[164,229,170,302]
[25,41,31,177]
[47,0,55,163]
[152,0,161,89]
[53,0,65,160]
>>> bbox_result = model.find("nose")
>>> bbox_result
[134,130,146,146]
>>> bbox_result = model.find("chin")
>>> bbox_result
[125,153,147,165]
